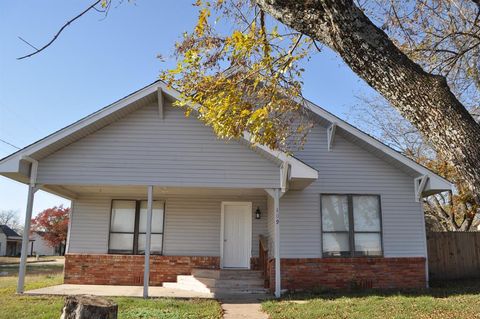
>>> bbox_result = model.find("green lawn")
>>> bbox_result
[263,280,480,319]
[0,264,222,319]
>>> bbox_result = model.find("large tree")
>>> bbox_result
[17,0,480,204]
[0,210,22,233]
[352,96,479,231]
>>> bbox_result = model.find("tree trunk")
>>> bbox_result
[255,0,480,203]
[60,295,118,319]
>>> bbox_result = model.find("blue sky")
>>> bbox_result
[0,1,375,221]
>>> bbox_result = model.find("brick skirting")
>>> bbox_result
[64,254,220,286]
[267,257,426,292]
[65,254,424,290]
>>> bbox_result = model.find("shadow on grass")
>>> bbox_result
[279,278,480,301]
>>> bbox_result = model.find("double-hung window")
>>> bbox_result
[109,200,165,255]
[321,194,382,257]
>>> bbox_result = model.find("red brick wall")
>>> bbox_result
[267,257,426,292]
[64,254,219,286]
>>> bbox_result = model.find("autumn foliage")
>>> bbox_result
[31,205,70,248]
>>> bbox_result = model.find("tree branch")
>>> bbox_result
[17,0,103,60]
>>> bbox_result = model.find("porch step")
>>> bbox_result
[191,269,263,280]
[163,269,268,295]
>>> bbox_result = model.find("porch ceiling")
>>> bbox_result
[43,184,269,199]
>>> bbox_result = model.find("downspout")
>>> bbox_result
[275,162,289,298]
[17,156,39,293]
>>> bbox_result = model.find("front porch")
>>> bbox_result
[28,184,280,296]
[5,240,21,257]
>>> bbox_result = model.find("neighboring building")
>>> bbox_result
[0,81,452,296]
[30,231,64,256]
[0,225,22,257]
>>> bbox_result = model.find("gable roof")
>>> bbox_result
[301,99,452,195]
[0,225,21,239]
[0,80,452,196]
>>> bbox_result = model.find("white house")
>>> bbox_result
[0,81,452,296]
[0,225,23,257]
[30,231,57,256]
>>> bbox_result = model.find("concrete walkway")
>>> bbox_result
[0,257,65,267]
[218,294,270,319]
[26,284,214,299]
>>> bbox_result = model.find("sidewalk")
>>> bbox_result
[218,294,270,319]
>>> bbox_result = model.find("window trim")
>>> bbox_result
[108,199,166,255]
[320,194,384,258]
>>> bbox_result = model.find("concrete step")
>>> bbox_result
[192,269,263,280]
[163,282,268,295]
[209,287,269,294]
[164,270,268,295]
[162,282,211,293]
[178,276,264,288]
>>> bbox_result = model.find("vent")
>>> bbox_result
[351,279,373,289]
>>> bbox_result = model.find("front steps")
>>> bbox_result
[163,269,268,294]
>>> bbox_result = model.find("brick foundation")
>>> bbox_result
[267,257,426,292]
[65,254,424,291]
[64,254,219,286]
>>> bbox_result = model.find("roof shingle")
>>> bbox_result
[0,225,21,238]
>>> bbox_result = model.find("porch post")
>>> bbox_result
[17,158,39,293]
[274,188,281,298]
[143,185,154,298]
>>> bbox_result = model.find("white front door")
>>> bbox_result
[221,202,252,269]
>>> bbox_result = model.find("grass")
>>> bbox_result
[0,265,65,319]
[0,264,222,319]
[113,298,222,319]
[0,264,65,276]
[262,280,480,319]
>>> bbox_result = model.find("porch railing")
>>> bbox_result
[259,235,269,288]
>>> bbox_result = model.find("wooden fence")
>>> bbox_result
[427,232,480,280]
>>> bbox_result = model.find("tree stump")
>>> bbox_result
[60,295,118,319]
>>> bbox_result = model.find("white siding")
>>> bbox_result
[68,195,268,257]
[279,124,425,258]
[68,198,111,254]
[31,233,56,256]
[163,197,219,256]
[37,103,280,188]
[0,233,6,256]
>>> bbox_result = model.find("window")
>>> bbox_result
[321,195,382,257]
[108,200,165,255]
